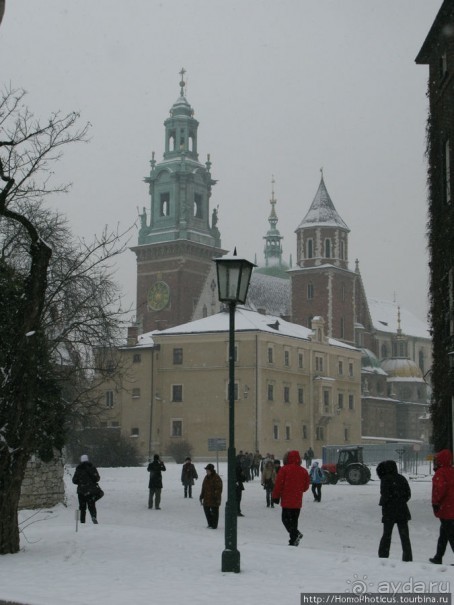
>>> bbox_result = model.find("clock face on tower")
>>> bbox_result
[147,281,170,311]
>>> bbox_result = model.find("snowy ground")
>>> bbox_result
[0,461,452,605]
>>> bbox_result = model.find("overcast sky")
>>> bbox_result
[0,1,439,325]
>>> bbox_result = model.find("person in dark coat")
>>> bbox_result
[236,462,246,516]
[272,450,310,546]
[147,454,166,509]
[72,454,101,524]
[376,460,412,562]
[199,463,223,528]
[430,449,454,564]
[181,457,198,498]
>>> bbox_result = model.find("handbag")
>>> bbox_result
[91,484,104,501]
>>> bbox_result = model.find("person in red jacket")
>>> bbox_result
[430,449,454,564]
[272,450,310,546]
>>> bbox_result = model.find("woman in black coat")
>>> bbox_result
[376,460,412,562]
[72,454,101,524]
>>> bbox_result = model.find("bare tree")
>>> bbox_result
[0,87,130,554]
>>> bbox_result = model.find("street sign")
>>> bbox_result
[208,438,226,452]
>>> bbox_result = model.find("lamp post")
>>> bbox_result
[214,249,255,573]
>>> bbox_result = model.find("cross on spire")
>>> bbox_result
[179,67,186,96]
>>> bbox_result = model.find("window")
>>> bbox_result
[233,383,239,401]
[338,360,343,375]
[132,388,141,399]
[160,192,170,216]
[171,420,182,437]
[302,424,308,439]
[285,425,291,441]
[316,426,324,440]
[284,386,290,403]
[344,427,349,442]
[323,389,330,414]
[341,283,346,301]
[306,238,313,259]
[133,353,141,363]
[340,317,345,339]
[273,424,279,440]
[418,350,425,373]
[267,384,274,401]
[349,362,354,377]
[298,387,304,404]
[338,393,344,410]
[172,385,183,402]
[268,347,274,363]
[349,394,354,410]
[284,350,290,367]
[173,348,183,364]
[307,283,314,300]
[106,361,115,375]
[315,356,323,372]
[440,51,448,79]
[298,352,304,369]
[131,427,139,437]
[111,421,120,428]
[444,139,451,203]
[340,240,345,260]
[325,238,331,258]
[105,390,114,408]
[194,193,203,218]
[380,344,388,359]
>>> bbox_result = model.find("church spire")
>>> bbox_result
[263,175,284,268]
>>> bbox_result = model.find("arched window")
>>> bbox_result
[307,283,314,300]
[381,344,388,359]
[340,240,345,260]
[306,239,313,259]
[418,350,425,372]
[325,238,331,258]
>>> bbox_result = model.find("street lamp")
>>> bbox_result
[214,248,256,573]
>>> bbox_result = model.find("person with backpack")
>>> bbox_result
[376,459,412,562]
[72,454,102,524]
[309,461,323,502]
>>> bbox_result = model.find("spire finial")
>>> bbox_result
[179,67,186,97]
[397,305,402,335]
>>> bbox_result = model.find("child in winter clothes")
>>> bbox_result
[272,450,310,546]
[309,461,323,502]
[376,460,412,562]
[430,449,454,564]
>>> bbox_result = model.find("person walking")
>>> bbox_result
[199,463,223,529]
[72,454,101,524]
[376,460,412,562]
[309,461,323,502]
[147,454,166,509]
[429,449,454,564]
[236,462,246,516]
[261,458,276,508]
[272,450,310,546]
[181,457,198,498]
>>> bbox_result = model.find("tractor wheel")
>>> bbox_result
[345,464,365,485]
[360,466,371,485]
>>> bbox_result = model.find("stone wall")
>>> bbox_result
[19,454,65,510]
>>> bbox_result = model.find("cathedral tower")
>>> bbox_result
[132,70,225,333]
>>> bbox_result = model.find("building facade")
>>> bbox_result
[100,308,362,460]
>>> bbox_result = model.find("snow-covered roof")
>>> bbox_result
[146,306,358,351]
[247,272,291,317]
[368,298,430,340]
[297,176,349,231]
